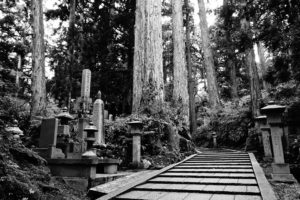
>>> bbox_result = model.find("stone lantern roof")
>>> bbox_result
[56,107,74,120]
[261,105,286,114]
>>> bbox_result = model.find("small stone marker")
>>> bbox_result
[109,114,113,121]
[255,116,272,160]
[128,121,143,168]
[261,103,295,182]
[93,91,105,145]
[39,118,58,148]
[212,132,217,148]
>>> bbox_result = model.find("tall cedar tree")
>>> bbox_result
[171,0,189,124]
[185,0,197,135]
[66,0,76,108]
[31,0,46,117]
[198,0,221,110]
[223,0,238,101]
[240,2,261,118]
[132,0,164,113]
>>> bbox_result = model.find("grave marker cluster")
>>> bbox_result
[35,69,120,184]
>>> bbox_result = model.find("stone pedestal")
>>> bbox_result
[261,104,295,182]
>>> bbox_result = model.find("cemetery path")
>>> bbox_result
[95,149,277,200]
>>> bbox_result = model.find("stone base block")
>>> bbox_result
[271,173,296,183]
[96,159,119,174]
[272,163,291,174]
[271,163,296,183]
[48,158,98,179]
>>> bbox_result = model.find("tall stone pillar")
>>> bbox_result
[92,91,105,145]
[261,104,295,182]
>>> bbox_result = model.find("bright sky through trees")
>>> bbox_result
[43,0,223,78]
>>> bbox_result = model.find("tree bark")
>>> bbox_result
[171,0,189,123]
[31,0,46,118]
[185,0,197,136]
[197,0,221,110]
[132,0,164,113]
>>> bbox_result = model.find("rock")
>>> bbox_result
[142,159,151,169]
[9,147,47,166]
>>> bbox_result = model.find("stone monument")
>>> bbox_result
[92,91,105,145]
[261,103,295,182]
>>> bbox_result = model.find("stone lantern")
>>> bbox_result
[56,107,74,136]
[127,121,143,168]
[255,116,272,160]
[261,103,295,182]
[84,121,98,150]
[82,121,98,158]
[5,120,23,140]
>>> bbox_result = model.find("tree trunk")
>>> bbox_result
[31,0,46,118]
[67,0,76,108]
[185,0,197,136]
[171,0,189,123]
[197,0,220,110]
[246,48,262,117]
[223,0,238,101]
[241,17,262,118]
[257,41,270,90]
[132,0,164,113]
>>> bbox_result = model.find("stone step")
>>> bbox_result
[175,165,253,169]
[169,168,254,173]
[134,183,260,195]
[160,172,256,178]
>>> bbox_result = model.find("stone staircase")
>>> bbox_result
[92,150,277,200]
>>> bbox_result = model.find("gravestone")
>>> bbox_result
[74,69,92,115]
[39,118,58,148]
[92,91,105,144]
[81,69,91,98]
[261,104,295,182]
